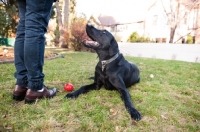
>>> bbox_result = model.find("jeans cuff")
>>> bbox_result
[16,79,28,87]
[28,80,43,91]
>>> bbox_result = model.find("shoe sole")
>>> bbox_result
[24,93,56,104]
[25,98,37,104]
[13,94,26,101]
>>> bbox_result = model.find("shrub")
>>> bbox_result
[186,34,193,44]
[127,32,140,42]
[70,17,89,51]
[61,30,70,48]
[52,24,70,47]
[127,32,153,43]
[52,25,60,46]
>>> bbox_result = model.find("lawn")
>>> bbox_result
[0,49,199,132]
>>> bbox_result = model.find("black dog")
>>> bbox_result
[65,24,142,121]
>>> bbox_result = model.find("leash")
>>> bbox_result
[101,53,119,71]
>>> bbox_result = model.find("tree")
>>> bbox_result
[55,0,76,47]
[161,0,198,43]
[0,0,18,37]
[58,0,77,30]
[55,1,64,47]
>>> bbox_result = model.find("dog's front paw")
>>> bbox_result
[129,108,142,121]
[64,93,77,99]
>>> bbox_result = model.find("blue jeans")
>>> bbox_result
[14,0,54,91]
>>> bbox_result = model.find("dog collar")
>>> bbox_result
[101,53,119,71]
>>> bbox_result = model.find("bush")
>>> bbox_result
[52,25,60,46]
[70,17,90,51]
[127,32,153,43]
[61,30,70,48]
[186,34,193,44]
[127,32,140,42]
[52,24,70,47]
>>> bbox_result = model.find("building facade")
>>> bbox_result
[97,0,199,44]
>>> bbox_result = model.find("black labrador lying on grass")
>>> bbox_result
[65,24,142,121]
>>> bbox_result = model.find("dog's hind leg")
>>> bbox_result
[136,76,140,83]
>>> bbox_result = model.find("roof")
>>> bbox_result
[76,0,158,26]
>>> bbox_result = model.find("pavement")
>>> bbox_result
[118,42,200,63]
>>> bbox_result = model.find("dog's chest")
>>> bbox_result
[99,71,116,90]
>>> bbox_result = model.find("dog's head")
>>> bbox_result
[83,24,119,58]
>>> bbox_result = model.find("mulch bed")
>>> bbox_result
[0,48,60,64]
[0,48,15,63]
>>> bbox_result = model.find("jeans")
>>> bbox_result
[14,0,54,91]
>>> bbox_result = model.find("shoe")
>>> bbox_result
[13,85,28,101]
[25,85,57,104]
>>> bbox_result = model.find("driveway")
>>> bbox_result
[118,43,200,63]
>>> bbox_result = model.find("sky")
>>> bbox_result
[75,0,157,23]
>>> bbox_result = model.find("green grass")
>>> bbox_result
[0,50,200,132]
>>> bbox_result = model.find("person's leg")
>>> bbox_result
[24,0,54,91]
[24,0,57,103]
[14,0,28,87]
[13,0,28,101]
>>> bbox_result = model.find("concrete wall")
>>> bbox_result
[118,42,200,63]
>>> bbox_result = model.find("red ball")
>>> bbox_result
[64,83,74,92]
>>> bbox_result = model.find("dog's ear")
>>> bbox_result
[109,38,119,56]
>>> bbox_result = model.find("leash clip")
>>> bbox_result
[101,53,119,71]
[101,61,107,71]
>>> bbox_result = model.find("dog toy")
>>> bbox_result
[64,83,74,92]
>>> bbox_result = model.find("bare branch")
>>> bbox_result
[0,0,7,5]
[174,27,200,43]
[174,31,193,43]
[148,0,158,11]
[161,0,170,18]
[176,0,199,24]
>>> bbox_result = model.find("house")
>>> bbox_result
[187,2,200,44]
[95,0,199,44]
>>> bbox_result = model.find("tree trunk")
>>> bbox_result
[169,27,176,43]
[55,1,65,47]
[195,4,200,44]
[63,0,69,29]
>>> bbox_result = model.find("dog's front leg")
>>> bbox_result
[110,77,142,121]
[119,88,142,121]
[64,83,102,99]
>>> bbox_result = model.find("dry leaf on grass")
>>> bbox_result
[110,109,118,116]
[132,120,138,126]
[161,114,168,119]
